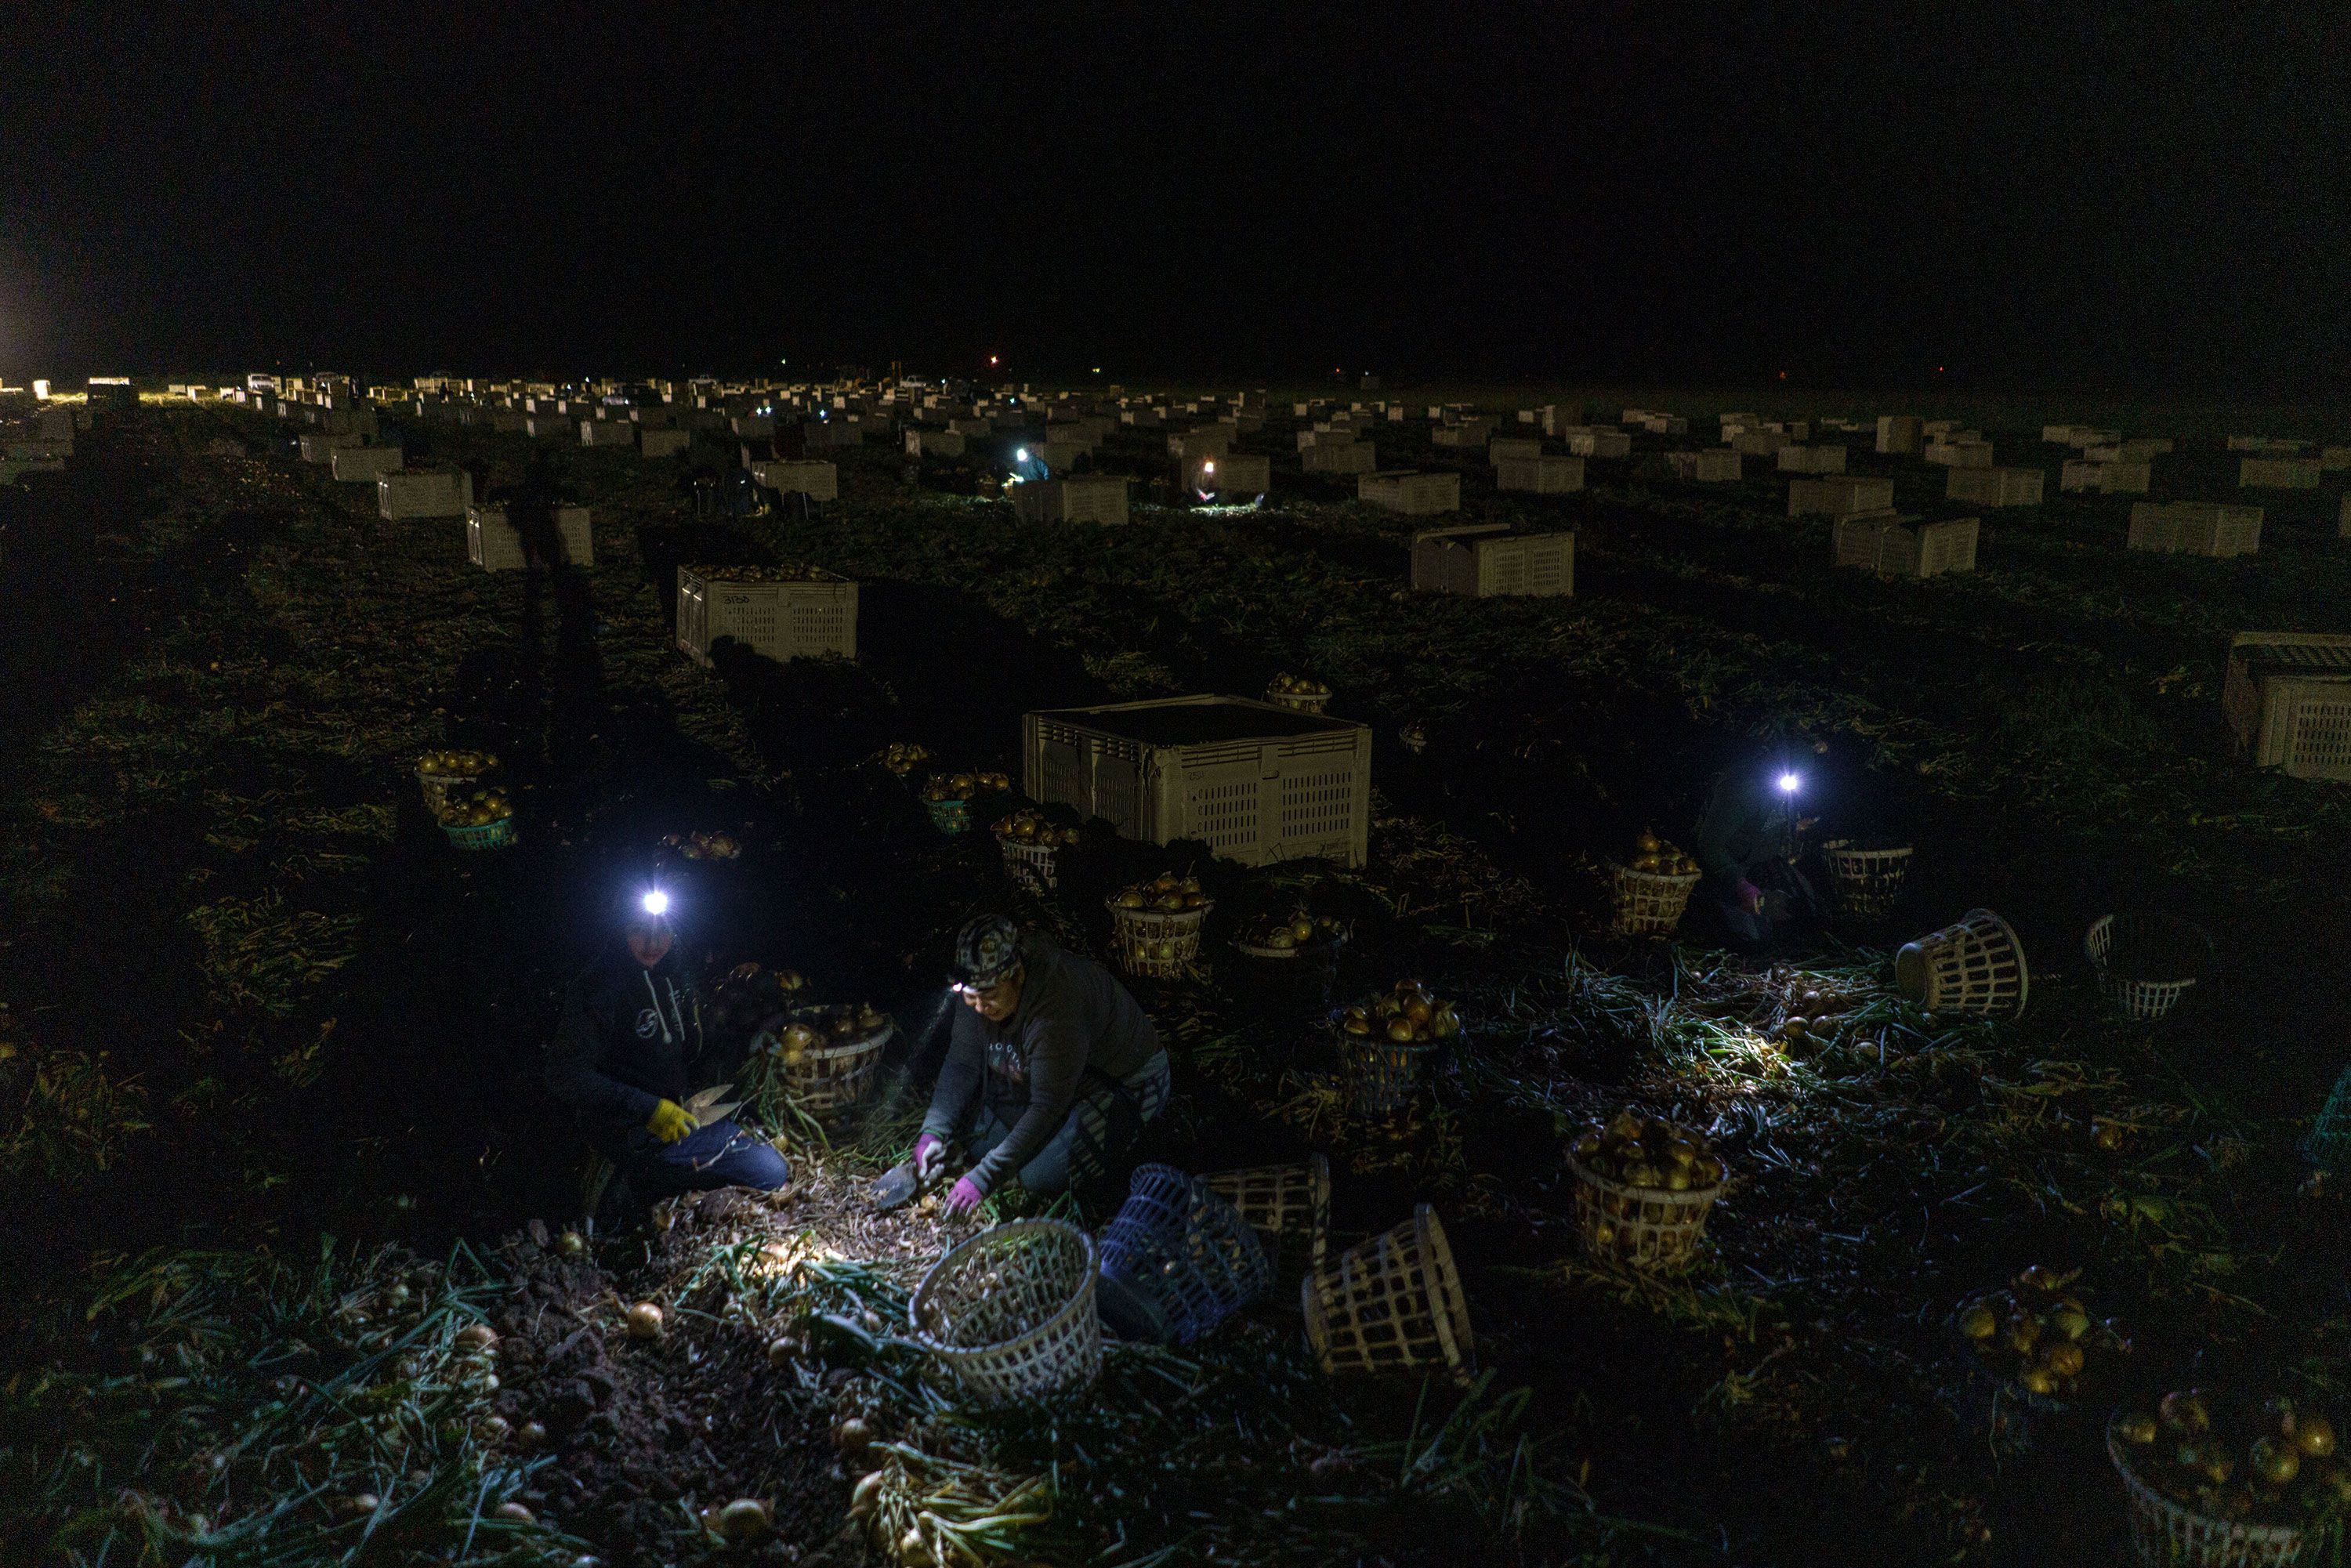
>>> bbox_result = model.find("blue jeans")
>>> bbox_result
[964,1050,1171,1197]
[629,1117,791,1200]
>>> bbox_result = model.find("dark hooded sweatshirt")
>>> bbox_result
[921,935,1161,1194]
[545,944,732,1161]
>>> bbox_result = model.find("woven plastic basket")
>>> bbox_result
[773,1008,895,1114]
[1339,1030,1442,1117]
[2109,1424,2305,1568]
[999,836,1060,894]
[1567,1153,1722,1272]
[1202,1154,1331,1284]
[1607,862,1702,937]
[1265,684,1331,715]
[909,1219,1101,1407]
[1822,840,1913,923]
[925,797,972,835]
[1106,897,1212,980]
[1096,1164,1271,1345]
[1302,1205,1473,1378]
[2085,913,2212,1023]
[442,815,516,852]
[1895,908,2029,1018]
[2303,1066,2351,1171]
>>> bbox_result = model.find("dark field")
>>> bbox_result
[2,392,2348,1568]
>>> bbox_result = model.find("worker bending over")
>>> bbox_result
[545,887,790,1210]
[877,915,1169,1214]
[1691,759,1820,951]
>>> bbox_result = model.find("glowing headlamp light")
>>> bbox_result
[1777,772,1802,795]
[640,889,671,918]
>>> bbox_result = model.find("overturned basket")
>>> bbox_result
[1606,861,1702,937]
[1567,1153,1723,1273]
[1097,1164,1270,1345]
[1822,840,1912,923]
[1106,896,1212,981]
[1203,1153,1331,1284]
[1302,1205,1473,1378]
[1895,908,2029,1019]
[2110,1421,2305,1568]
[771,1005,895,1114]
[2086,913,2212,1023]
[909,1219,1100,1407]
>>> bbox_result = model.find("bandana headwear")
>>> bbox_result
[952,915,1023,989]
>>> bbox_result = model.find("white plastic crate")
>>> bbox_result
[1009,476,1130,524]
[468,505,592,570]
[1946,466,2045,506]
[1411,524,1573,597]
[1358,470,1461,515]
[1302,441,1376,474]
[1788,475,1894,517]
[329,445,404,483]
[1431,418,1497,448]
[1187,453,1270,495]
[523,415,575,440]
[1729,429,1788,456]
[2126,502,2262,557]
[1666,449,1741,481]
[2061,458,2151,494]
[1023,695,1371,868]
[1171,427,1235,458]
[906,428,965,458]
[748,459,839,502]
[1835,513,1978,578]
[580,420,638,449]
[676,566,857,666]
[1925,439,1995,468]
[2240,457,2321,489]
[1487,436,1543,462]
[1494,454,1585,494]
[377,469,475,520]
[1776,445,1848,474]
[299,431,364,464]
[639,429,690,458]
[1875,415,1923,454]
[2223,632,2351,779]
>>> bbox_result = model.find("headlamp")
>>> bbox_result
[640,889,671,918]
[1777,772,1802,795]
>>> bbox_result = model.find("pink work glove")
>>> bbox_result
[912,1133,945,1179]
[1734,878,1764,916]
[944,1176,986,1216]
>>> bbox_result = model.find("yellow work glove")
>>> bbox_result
[645,1099,696,1144]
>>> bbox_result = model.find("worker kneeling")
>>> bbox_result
[545,887,790,1212]
[878,915,1170,1215]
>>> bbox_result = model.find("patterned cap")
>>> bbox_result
[951,914,1023,988]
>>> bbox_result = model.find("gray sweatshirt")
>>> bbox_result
[921,936,1161,1194]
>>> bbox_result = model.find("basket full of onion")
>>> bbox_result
[1335,980,1461,1116]
[1106,875,1211,980]
[1951,1265,2129,1458]
[2109,1389,2346,1567]
[1567,1111,1726,1272]
[1232,908,1346,1019]
[993,808,1081,894]
[1607,831,1702,937]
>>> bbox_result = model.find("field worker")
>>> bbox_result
[545,885,790,1210]
[1690,756,1821,951]
[873,915,1170,1215]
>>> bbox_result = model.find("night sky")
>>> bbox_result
[3,2,2345,393]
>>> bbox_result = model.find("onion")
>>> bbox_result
[625,1302,663,1338]
[898,1527,934,1566]
[494,1501,534,1523]
[712,1498,772,1545]
[2298,1414,2338,1458]
[456,1324,498,1351]
[850,1469,886,1519]
[833,1416,872,1457]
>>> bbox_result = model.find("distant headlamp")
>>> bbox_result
[1777,772,1802,795]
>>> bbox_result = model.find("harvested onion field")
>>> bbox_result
[4,393,2351,1568]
